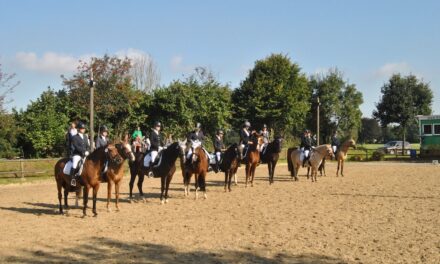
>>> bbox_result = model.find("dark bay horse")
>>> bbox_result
[105,141,135,211]
[81,145,124,216]
[128,151,146,199]
[219,143,240,192]
[260,137,283,184]
[54,159,82,214]
[240,132,263,187]
[145,141,187,204]
[183,145,209,200]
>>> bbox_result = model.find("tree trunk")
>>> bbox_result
[402,126,406,156]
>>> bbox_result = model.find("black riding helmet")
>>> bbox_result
[154,121,161,127]
[77,122,86,129]
[100,125,108,132]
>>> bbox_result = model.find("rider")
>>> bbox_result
[186,122,206,162]
[95,125,109,149]
[331,131,340,157]
[69,121,90,186]
[66,121,77,156]
[132,126,143,141]
[239,121,252,162]
[300,129,313,167]
[260,124,270,153]
[213,129,226,173]
[147,121,163,168]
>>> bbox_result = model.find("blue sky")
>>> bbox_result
[1,0,439,116]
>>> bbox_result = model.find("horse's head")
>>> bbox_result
[348,139,357,149]
[116,142,135,162]
[178,139,187,162]
[274,136,283,153]
[106,144,124,165]
[326,144,335,158]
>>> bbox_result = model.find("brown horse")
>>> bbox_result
[260,137,283,184]
[288,148,326,179]
[81,144,125,216]
[335,139,356,177]
[239,132,263,187]
[105,140,135,211]
[128,151,146,199]
[289,144,334,182]
[219,143,240,192]
[183,145,209,199]
[54,159,82,214]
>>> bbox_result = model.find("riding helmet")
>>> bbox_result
[154,121,161,127]
[100,125,108,132]
[244,121,251,128]
[217,129,224,135]
[77,122,86,129]
[196,122,201,129]
[263,124,267,128]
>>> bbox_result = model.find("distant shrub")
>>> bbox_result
[349,155,364,161]
[371,150,385,161]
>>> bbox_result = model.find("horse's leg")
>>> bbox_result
[201,173,207,199]
[160,175,166,204]
[92,184,100,216]
[165,173,173,203]
[128,168,135,199]
[57,182,63,214]
[245,164,250,187]
[267,162,272,184]
[115,181,121,211]
[272,160,278,183]
[224,171,228,192]
[234,172,238,185]
[228,171,233,192]
[307,167,310,179]
[184,171,190,197]
[336,159,340,177]
[107,180,112,212]
[138,169,145,197]
[341,160,344,177]
[250,164,256,187]
[194,173,199,200]
[83,185,90,217]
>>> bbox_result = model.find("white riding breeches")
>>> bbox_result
[151,150,158,164]
[216,151,221,162]
[332,146,337,154]
[72,155,81,169]
[304,150,310,158]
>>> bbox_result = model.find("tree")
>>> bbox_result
[63,55,143,137]
[358,118,382,144]
[14,88,69,157]
[232,54,310,136]
[373,74,433,152]
[130,54,161,93]
[308,69,363,142]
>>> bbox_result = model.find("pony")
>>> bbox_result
[183,143,209,199]
[260,137,283,184]
[219,143,240,192]
[289,144,334,182]
[54,159,82,214]
[128,150,146,199]
[335,139,356,176]
[144,141,187,204]
[288,147,326,179]
[105,140,135,211]
[239,132,264,187]
[81,144,124,216]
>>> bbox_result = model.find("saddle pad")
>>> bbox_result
[300,152,305,162]
[208,153,217,165]
[63,161,72,175]
[143,153,152,167]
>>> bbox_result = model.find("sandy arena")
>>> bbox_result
[0,162,439,264]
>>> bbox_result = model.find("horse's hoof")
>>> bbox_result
[107,208,112,213]
[228,189,232,192]
[165,199,169,204]
[115,208,120,212]
[160,200,165,205]
[204,193,207,199]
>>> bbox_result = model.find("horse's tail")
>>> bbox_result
[287,148,293,173]
[197,173,205,191]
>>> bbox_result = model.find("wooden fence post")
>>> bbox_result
[20,159,24,178]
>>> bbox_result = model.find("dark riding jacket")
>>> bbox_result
[95,135,108,149]
[149,129,162,151]
[214,136,225,152]
[71,133,90,157]
[331,136,340,147]
[300,136,313,150]
[187,130,205,143]
[239,129,251,145]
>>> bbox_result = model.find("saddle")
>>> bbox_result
[63,158,85,177]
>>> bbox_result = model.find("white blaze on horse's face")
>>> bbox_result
[125,143,135,161]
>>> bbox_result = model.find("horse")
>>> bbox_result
[183,143,209,200]
[105,140,135,211]
[143,141,187,204]
[219,143,240,192]
[54,159,82,214]
[335,139,356,177]
[260,137,283,184]
[128,150,146,199]
[288,147,326,179]
[81,144,125,216]
[289,144,334,182]
[239,132,264,187]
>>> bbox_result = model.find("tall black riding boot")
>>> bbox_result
[69,167,76,186]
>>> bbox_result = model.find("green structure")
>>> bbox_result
[417,115,440,157]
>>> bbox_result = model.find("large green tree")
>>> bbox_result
[358,118,382,144]
[63,55,143,137]
[14,88,70,157]
[308,69,363,142]
[232,54,310,136]
[373,74,433,152]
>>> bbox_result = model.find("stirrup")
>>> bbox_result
[148,171,153,177]
[71,178,76,186]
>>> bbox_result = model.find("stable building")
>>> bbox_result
[417,115,440,157]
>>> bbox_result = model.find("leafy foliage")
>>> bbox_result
[358,118,382,144]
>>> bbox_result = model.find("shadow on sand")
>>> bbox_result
[4,237,347,264]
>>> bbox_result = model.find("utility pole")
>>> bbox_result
[317,97,320,145]
[89,69,95,151]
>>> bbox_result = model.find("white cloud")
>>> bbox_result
[15,51,94,74]
[115,48,148,62]
[375,62,411,78]
[170,55,193,74]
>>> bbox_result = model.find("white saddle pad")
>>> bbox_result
[63,159,85,176]
[300,152,305,162]
[143,153,152,167]
[208,153,217,165]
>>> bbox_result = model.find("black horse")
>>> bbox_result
[260,137,283,184]
[128,151,145,199]
[219,143,240,192]
[144,141,186,204]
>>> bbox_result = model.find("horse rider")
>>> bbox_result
[66,121,77,156]
[144,121,163,170]
[239,121,253,161]
[95,125,109,149]
[213,129,226,173]
[331,131,340,156]
[300,129,313,167]
[69,121,90,186]
[186,122,206,163]
[260,124,270,153]
[132,126,143,141]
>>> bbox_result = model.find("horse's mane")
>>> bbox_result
[87,146,108,162]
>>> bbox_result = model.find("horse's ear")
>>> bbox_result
[123,134,129,144]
